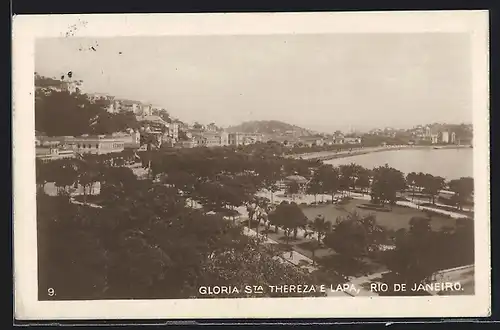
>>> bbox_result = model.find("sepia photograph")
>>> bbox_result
[13,11,490,320]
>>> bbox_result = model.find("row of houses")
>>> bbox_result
[294,136,362,147]
[136,115,179,140]
[87,93,165,117]
[367,125,473,145]
[177,131,264,148]
[413,129,466,145]
[35,129,264,162]
[35,131,142,162]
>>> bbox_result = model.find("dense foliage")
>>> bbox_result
[37,147,328,300]
[382,216,474,288]
[35,74,141,136]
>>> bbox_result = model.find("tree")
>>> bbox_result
[409,216,432,237]
[35,76,138,136]
[256,160,282,203]
[76,157,102,201]
[306,176,322,203]
[355,168,371,194]
[308,214,331,244]
[406,172,418,202]
[415,172,427,192]
[323,211,384,260]
[200,238,325,298]
[162,170,199,204]
[286,180,300,200]
[421,174,446,204]
[383,216,435,288]
[448,177,474,210]
[268,201,308,243]
[37,194,110,299]
[51,159,79,195]
[36,159,49,193]
[317,165,340,202]
[37,181,324,300]
[370,164,406,207]
[339,163,362,194]
[99,166,138,204]
[89,111,139,134]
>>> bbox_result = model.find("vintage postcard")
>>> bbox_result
[13,11,490,320]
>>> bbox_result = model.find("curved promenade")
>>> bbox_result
[290,144,471,161]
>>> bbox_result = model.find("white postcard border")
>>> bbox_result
[13,11,490,320]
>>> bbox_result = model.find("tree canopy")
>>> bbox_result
[35,75,139,136]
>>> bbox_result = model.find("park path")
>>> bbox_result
[70,198,102,208]
[406,196,473,212]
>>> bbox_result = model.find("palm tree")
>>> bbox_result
[308,214,331,244]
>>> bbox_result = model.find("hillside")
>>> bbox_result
[226,120,317,137]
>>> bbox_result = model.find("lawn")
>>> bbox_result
[300,199,458,232]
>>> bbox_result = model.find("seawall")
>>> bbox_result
[290,145,472,161]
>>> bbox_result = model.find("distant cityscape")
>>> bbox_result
[35,74,473,163]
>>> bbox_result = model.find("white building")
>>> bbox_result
[228,132,263,146]
[63,79,84,94]
[441,131,450,143]
[451,132,457,144]
[142,104,153,116]
[88,93,116,113]
[112,99,144,114]
[168,122,179,141]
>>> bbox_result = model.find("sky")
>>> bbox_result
[35,33,472,133]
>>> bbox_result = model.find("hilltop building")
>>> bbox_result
[109,99,153,116]
[87,93,116,112]
[35,77,84,95]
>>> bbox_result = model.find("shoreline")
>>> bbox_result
[291,145,472,161]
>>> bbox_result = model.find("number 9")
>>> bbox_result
[48,288,55,296]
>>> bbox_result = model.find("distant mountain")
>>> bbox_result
[226,120,318,137]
